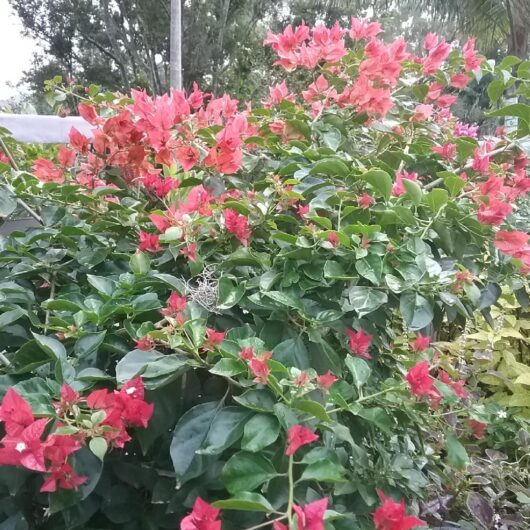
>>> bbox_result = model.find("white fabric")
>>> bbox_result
[0,113,93,144]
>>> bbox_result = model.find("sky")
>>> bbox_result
[0,0,39,100]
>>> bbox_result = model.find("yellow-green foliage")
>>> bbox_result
[443,292,530,418]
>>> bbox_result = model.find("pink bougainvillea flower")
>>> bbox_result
[78,103,100,125]
[33,158,64,183]
[294,371,311,387]
[349,17,381,40]
[392,171,418,197]
[224,209,251,246]
[180,496,221,530]
[423,38,451,74]
[462,37,482,71]
[249,352,272,383]
[316,370,338,392]
[181,242,198,262]
[238,346,254,360]
[40,462,87,493]
[293,497,328,530]
[138,231,162,252]
[297,203,310,217]
[432,143,457,160]
[135,336,155,350]
[57,145,76,168]
[175,144,200,171]
[468,419,487,440]
[450,73,471,89]
[327,232,340,247]
[203,329,226,351]
[358,193,374,209]
[0,388,34,436]
[161,292,187,317]
[410,334,430,352]
[373,490,427,530]
[285,425,319,456]
[476,199,512,226]
[0,418,49,472]
[438,370,468,399]
[345,328,372,360]
[494,230,530,254]
[68,127,90,155]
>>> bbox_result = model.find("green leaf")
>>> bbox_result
[487,103,530,124]
[487,79,504,103]
[400,291,434,331]
[323,260,353,280]
[345,357,371,390]
[300,457,346,482]
[425,189,448,213]
[89,437,108,461]
[116,349,188,389]
[217,277,245,310]
[477,283,501,310]
[293,399,330,422]
[446,433,469,469]
[355,255,382,285]
[87,275,116,296]
[357,407,394,433]
[343,286,387,317]
[213,492,274,512]
[197,407,251,455]
[234,389,276,412]
[0,185,17,217]
[222,452,277,494]
[210,358,246,377]
[272,337,310,369]
[130,252,150,275]
[32,333,67,363]
[263,291,303,311]
[74,331,106,358]
[402,179,422,205]
[310,158,349,178]
[170,401,221,478]
[241,414,280,452]
[362,169,392,201]
[0,307,24,330]
[443,174,466,196]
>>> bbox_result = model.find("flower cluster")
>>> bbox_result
[0,378,153,493]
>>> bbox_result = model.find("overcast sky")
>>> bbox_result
[0,0,39,100]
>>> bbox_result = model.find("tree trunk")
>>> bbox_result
[170,0,182,90]
[506,0,530,58]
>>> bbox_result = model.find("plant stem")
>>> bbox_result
[245,516,287,530]
[356,383,405,403]
[287,455,294,526]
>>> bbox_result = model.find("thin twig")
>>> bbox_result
[44,274,57,332]
[0,136,43,224]
[244,516,287,530]
[0,350,11,367]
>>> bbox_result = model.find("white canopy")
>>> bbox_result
[0,113,93,144]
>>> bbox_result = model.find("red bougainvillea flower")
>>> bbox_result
[410,334,430,352]
[373,490,427,530]
[469,419,487,440]
[285,425,319,456]
[293,497,328,530]
[327,232,340,247]
[358,193,375,209]
[58,384,80,411]
[345,327,372,360]
[224,209,251,246]
[0,418,49,472]
[203,329,226,351]
[405,361,440,401]
[432,143,457,160]
[40,462,87,493]
[294,371,311,387]
[135,336,155,350]
[0,388,34,436]
[494,230,530,254]
[437,370,468,399]
[138,231,162,252]
[33,158,64,183]
[249,352,272,383]
[78,102,100,125]
[180,496,221,530]
[316,370,338,392]
[297,203,310,217]
[161,291,187,317]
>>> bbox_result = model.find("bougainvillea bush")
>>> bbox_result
[1,16,530,530]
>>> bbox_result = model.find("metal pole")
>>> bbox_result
[169,0,182,90]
